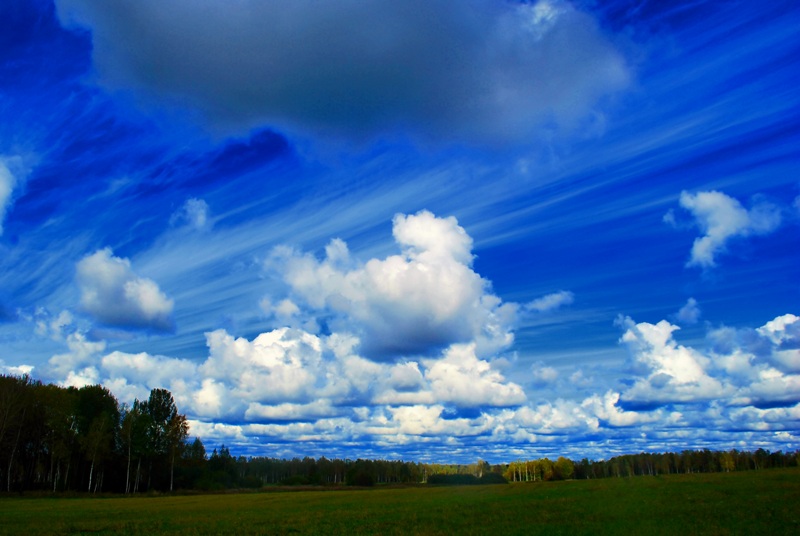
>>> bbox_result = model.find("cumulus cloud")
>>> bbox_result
[618,314,800,409]
[531,363,559,386]
[270,210,517,360]
[35,309,800,458]
[0,359,34,376]
[525,290,574,313]
[46,331,106,386]
[618,317,727,403]
[55,0,629,143]
[423,343,526,407]
[76,248,175,331]
[675,297,701,325]
[582,390,660,427]
[676,190,781,268]
[170,198,210,231]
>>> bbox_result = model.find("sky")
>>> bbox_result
[1,0,799,463]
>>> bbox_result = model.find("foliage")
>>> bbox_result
[0,374,191,493]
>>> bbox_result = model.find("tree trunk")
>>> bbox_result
[88,458,94,492]
[64,459,70,490]
[125,442,132,494]
[6,408,25,492]
[134,457,141,493]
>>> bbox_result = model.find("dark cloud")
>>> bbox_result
[55,0,629,143]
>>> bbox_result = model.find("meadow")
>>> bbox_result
[1,468,798,535]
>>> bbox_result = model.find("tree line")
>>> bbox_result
[0,374,188,493]
[502,447,800,482]
[2,373,798,493]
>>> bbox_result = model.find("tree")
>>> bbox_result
[75,385,119,493]
[554,457,574,480]
[166,413,189,491]
[0,375,34,491]
[120,400,152,494]
[142,388,179,490]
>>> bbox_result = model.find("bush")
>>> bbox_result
[280,476,311,486]
[347,472,375,487]
[478,472,508,485]
[427,474,479,485]
[239,476,263,489]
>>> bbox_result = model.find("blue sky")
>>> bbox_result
[1,0,798,463]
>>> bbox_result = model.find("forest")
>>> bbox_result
[2,374,798,493]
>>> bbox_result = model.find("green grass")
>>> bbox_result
[1,468,798,535]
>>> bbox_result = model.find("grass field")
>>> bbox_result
[1,468,798,535]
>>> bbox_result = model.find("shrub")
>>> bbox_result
[280,476,311,486]
[427,474,479,485]
[478,472,508,485]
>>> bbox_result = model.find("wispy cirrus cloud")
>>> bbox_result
[0,157,24,237]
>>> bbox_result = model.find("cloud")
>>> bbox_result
[270,210,517,360]
[170,198,210,231]
[36,310,800,459]
[0,158,19,236]
[531,363,559,386]
[675,297,701,325]
[618,316,728,404]
[618,314,800,408]
[55,0,629,143]
[46,331,106,385]
[525,290,575,313]
[76,248,175,331]
[0,359,34,376]
[423,343,526,407]
[677,190,781,268]
[757,314,800,373]
[582,390,660,427]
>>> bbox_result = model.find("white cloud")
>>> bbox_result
[31,309,800,459]
[0,359,34,376]
[525,290,574,313]
[677,190,781,268]
[510,399,598,433]
[76,248,175,331]
[170,198,210,230]
[271,210,517,360]
[423,343,526,407]
[582,390,660,427]
[389,362,425,391]
[245,400,339,422]
[47,331,106,381]
[200,328,323,407]
[619,314,800,408]
[531,363,559,385]
[0,158,19,236]
[619,317,728,403]
[758,313,800,345]
[55,0,629,144]
[756,314,800,373]
[675,297,701,325]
